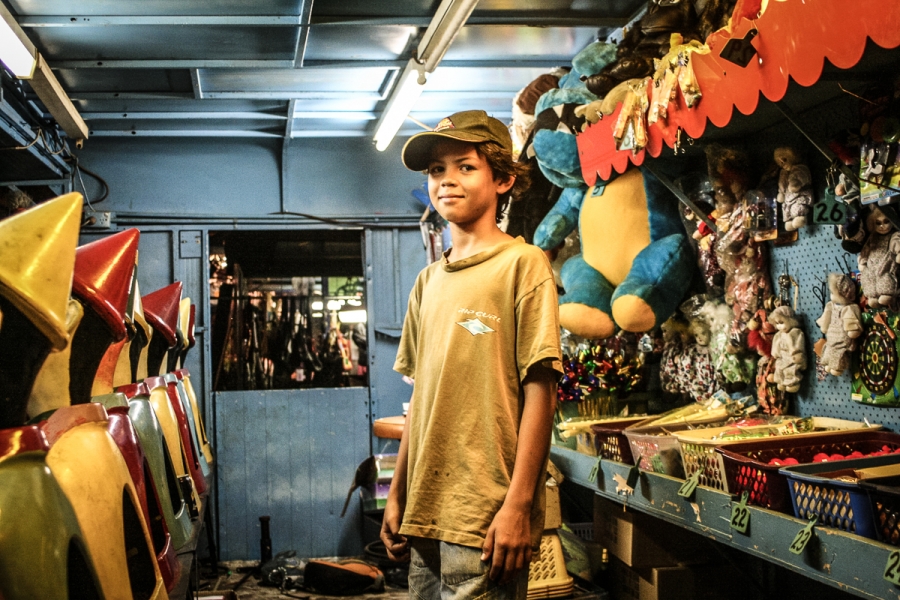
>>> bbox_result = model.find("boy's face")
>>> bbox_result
[426,139,514,229]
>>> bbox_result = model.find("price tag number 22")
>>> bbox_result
[884,550,900,585]
[730,503,750,533]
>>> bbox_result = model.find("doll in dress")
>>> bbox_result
[815,273,863,376]
[858,206,900,308]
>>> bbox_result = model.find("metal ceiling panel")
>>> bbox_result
[26,25,300,62]
[4,0,639,139]
[56,68,190,92]
[303,25,416,61]
[444,26,597,61]
[197,67,393,97]
[7,0,306,17]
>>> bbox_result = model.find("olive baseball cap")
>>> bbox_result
[401,110,512,171]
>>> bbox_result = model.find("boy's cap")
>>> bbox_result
[401,110,512,171]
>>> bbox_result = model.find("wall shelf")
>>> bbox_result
[551,445,900,600]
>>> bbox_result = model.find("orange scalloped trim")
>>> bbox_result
[578,0,900,186]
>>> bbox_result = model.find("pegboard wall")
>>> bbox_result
[755,84,900,431]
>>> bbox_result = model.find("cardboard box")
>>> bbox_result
[593,496,709,567]
[610,559,695,600]
[609,558,756,600]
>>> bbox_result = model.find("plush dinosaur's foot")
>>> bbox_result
[612,295,656,333]
[560,303,615,339]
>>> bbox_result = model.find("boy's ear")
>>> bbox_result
[496,174,515,195]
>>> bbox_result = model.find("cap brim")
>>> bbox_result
[401,130,495,171]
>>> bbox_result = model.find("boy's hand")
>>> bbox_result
[481,502,532,584]
[380,496,409,561]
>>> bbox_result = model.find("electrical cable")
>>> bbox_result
[65,155,110,205]
[270,210,418,230]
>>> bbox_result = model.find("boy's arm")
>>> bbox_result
[481,364,558,583]
[380,396,412,561]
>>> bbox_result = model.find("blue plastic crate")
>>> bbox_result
[779,454,900,539]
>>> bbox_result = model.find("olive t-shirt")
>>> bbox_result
[393,236,563,550]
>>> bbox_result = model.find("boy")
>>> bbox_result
[381,110,563,599]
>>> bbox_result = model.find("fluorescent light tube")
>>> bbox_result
[0,7,35,78]
[417,0,479,73]
[373,60,425,152]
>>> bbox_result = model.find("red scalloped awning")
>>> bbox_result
[578,0,900,185]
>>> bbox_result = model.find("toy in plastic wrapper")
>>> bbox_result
[774,147,814,232]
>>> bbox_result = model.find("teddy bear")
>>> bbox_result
[768,305,807,393]
[858,206,900,308]
[815,273,863,376]
[774,147,814,231]
[534,164,696,339]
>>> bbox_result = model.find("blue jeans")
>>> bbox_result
[408,537,528,600]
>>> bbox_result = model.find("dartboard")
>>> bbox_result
[860,321,898,395]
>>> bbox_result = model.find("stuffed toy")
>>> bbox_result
[858,206,900,308]
[700,298,756,391]
[815,273,863,376]
[768,305,807,393]
[534,165,695,339]
[529,41,615,190]
[774,147,814,231]
[706,145,773,341]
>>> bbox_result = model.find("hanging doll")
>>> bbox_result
[747,309,781,414]
[858,206,900,308]
[774,147,814,231]
[815,273,863,376]
[683,310,719,402]
[768,306,807,393]
[660,317,689,396]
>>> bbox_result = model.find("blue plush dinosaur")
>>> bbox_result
[534,166,696,339]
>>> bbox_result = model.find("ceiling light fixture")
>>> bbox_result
[0,5,35,78]
[0,4,88,143]
[373,0,479,151]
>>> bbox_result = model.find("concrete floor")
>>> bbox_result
[199,560,410,600]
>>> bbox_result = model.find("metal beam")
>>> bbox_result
[197,91,386,100]
[81,111,287,120]
[284,99,297,139]
[190,68,203,100]
[55,59,296,69]
[18,16,306,26]
[293,0,315,68]
[18,14,626,27]
[52,58,567,69]
[87,129,283,137]
[69,92,195,100]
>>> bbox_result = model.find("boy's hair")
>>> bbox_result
[475,141,531,222]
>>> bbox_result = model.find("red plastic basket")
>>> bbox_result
[716,431,900,514]
[589,418,648,465]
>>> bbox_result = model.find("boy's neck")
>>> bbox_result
[446,223,513,262]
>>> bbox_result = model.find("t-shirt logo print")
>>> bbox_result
[457,318,495,336]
